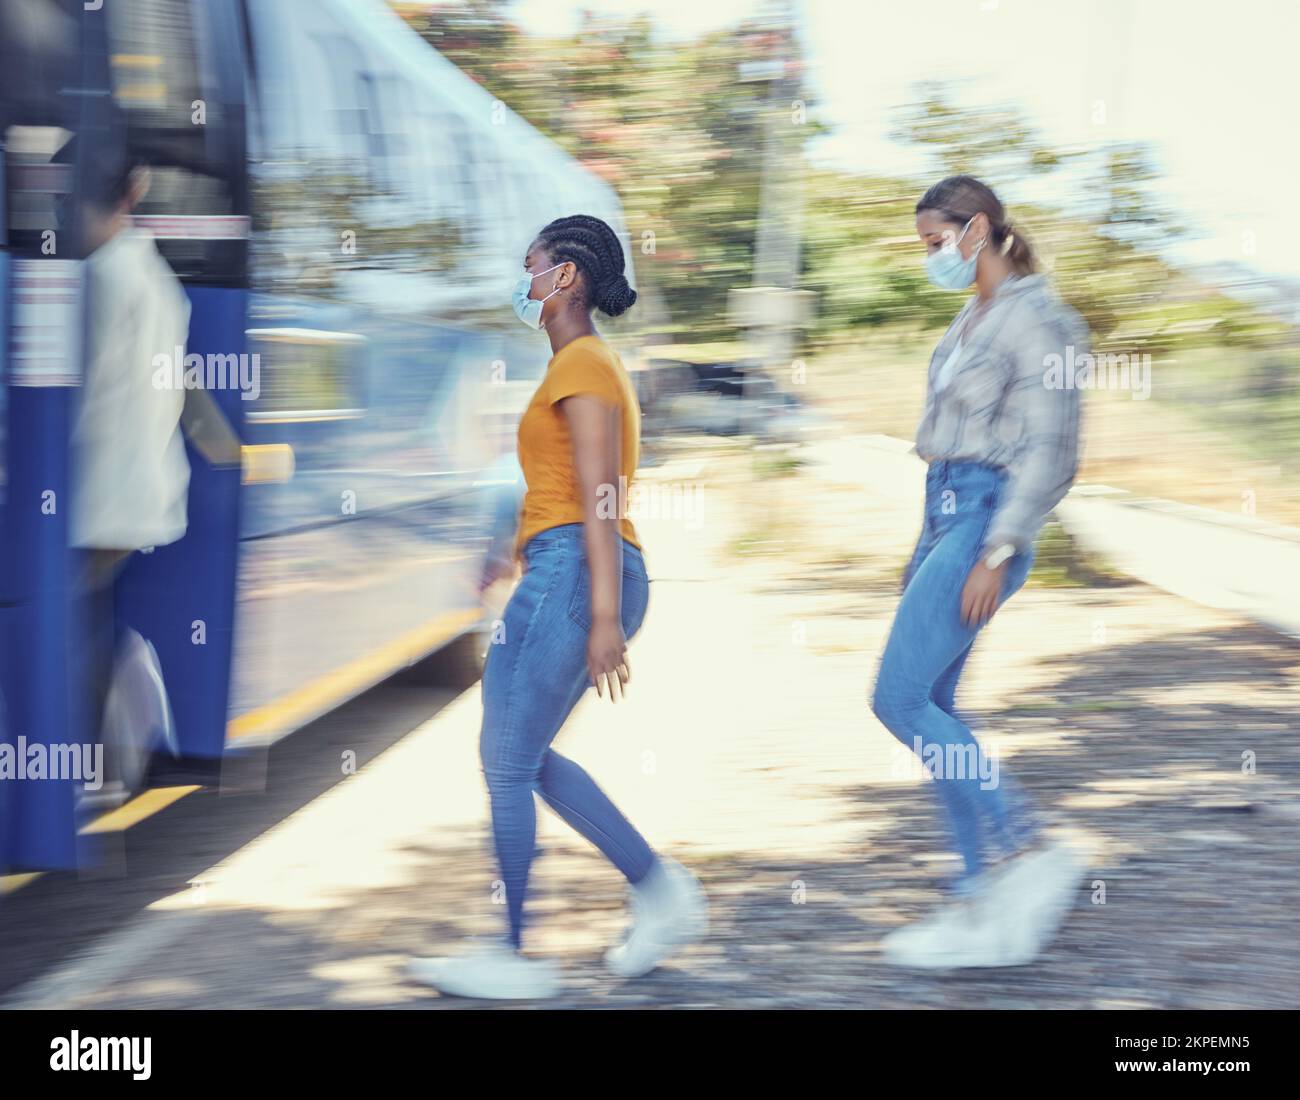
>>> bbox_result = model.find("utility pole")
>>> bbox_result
[732,0,811,401]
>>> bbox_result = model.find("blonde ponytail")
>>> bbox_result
[997,222,1036,275]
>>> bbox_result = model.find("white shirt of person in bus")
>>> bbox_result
[71,220,192,552]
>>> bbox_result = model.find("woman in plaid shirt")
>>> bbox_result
[873,176,1088,970]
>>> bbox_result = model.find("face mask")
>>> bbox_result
[924,216,985,290]
[512,263,564,330]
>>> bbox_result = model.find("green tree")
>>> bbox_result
[890,80,1067,185]
[395,4,814,341]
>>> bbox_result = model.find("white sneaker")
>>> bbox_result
[881,841,1083,970]
[983,840,1083,957]
[408,939,561,1000]
[605,857,708,978]
[880,892,1028,969]
[97,629,178,798]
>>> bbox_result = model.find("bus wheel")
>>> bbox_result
[396,628,485,692]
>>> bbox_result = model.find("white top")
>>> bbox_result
[933,336,964,392]
[71,226,192,550]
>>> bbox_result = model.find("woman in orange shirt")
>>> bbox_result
[411,215,706,999]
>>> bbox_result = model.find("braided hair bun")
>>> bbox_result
[536,214,637,318]
[595,272,637,317]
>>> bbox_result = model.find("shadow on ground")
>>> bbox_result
[45,618,1299,1010]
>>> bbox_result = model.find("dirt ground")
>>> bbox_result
[14,434,1299,1010]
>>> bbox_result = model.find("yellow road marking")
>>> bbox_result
[227,608,481,742]
[0,610,481,894]
[78,785,201,836]
[0,873,43,897]
[0,786,200,895]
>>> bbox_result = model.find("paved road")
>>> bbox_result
[5,441,1299,1008]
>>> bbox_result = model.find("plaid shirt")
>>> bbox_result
[915,273,1088,555]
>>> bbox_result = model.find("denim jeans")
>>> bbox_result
[479,523,655,948]
[871,460,1042,892]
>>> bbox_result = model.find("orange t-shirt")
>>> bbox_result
[514,335,642,558]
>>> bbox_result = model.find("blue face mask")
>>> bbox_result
[924,216,985,290]
[512,263,564,330]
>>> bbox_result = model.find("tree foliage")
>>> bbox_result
[391,3,1292,358]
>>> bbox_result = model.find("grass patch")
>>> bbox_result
[753,449,805,479]
[1028,519,1130,589]
[728,527,791,558]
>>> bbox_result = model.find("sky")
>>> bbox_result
[508,0,1300,286]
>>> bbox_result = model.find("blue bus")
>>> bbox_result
[0,0,633,880]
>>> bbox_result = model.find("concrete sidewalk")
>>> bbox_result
[9,443,1300,1009]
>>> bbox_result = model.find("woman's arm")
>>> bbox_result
[560,394,629,702]
[181,386,244,468]
[960,313,1083,628]
[983,315,1083,557]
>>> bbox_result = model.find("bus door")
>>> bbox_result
[99,0,250,772]
[3,0,251,877]
[0,0,110,871]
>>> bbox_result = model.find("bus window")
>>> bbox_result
[360,71,411,197]
[416,105,471,227]
[247,14,480,301]
[305,31,375,188]
[103,0,244,285]
[3,126,71,260]
[243,328,366,421]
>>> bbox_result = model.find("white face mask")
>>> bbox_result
[925,216,985,290]
[512,263,564,330]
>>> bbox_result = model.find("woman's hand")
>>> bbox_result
[960,560,1006,628]
[478,554,516,594]
[559,392,632,702]
[587,612,631,702]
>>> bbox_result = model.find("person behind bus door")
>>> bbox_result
[57,140,242,799]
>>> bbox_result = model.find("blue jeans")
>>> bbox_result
[871,461,1042,892]
[479,522,656,948]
